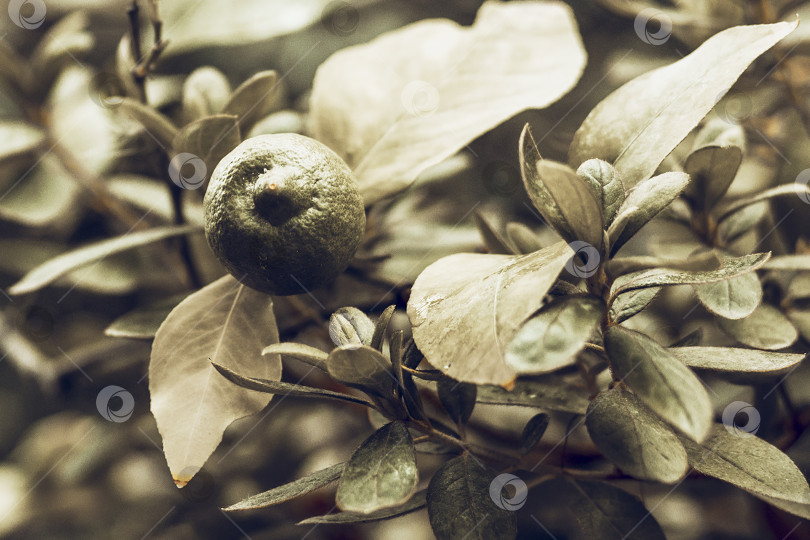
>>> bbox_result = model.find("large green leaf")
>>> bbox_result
[669,347,805,379]
[407,240,573,386]
[311,1,586,204]
[610,252,770,298]
[605,326,712,441]
[426,454,517,540]
[695,271,762,320]
[550,477,666,540]
[607,172,690,256]
[569,21,795,186]
[336,422,418,513]
[9,225,202,295]
[224,462,345,511]
[681,425,810,519]
[717,304,798,350]
[587,387,688,483]
[149,275,281,487]
[520,126,603,250]
[506,296,603,374]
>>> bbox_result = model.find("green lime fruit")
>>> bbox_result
[204,134,366,295]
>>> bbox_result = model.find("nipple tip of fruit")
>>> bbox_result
[252,167,305,224]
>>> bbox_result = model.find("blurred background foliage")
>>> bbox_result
[0,1,810,538]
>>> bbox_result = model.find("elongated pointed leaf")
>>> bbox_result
[150,275,281,487]
[427,454,517,540]
[717,303,798,350]
[312,1,586,204]
[261,342,328,370]
[762,254,810,271]
[552,477,666,540]
[437,379,477,425]
[681,425,810,519]
[717,183,810,222]
[611,252,770,298]
[105,295,186,339]
[607,251,721,278]
[520,413,550,455]
[476,376,589,414]
[118,97,178,150]
[211,363,373,407]
[683,145,742,211]
[300,490,426,524]
[569,21,796,186]
[608,172,690,256]
[336,422,418,514]
[605,326,712,441]
[224,462,345,511]
[172,114,240,180]
[221,70,279,132]
[506,296,603,374]
[9,225,202,295]
[695,271,762,320]
[520,126,603,249]
[670,347,805,379]
[408,240,574,386]
[505,222,542,254]
[587,387,688,483]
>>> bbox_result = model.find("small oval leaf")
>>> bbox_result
[586,387,688,483]
[605,326,712,442]
[336,422,418,514]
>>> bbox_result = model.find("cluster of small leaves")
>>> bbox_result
[5,2,810,539]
